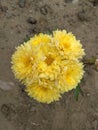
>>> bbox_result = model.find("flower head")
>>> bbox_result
[53,30,85,60]
[11,42,35,82]
[11,30,85,103]
[58,60,84,92]
[26,84,61,104]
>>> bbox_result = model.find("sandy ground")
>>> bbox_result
[0,0,98,130]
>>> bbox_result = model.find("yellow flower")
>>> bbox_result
[25,84,61,104]
[29,33,51,45]
[11,42,35,82]
[11,34,52,84]
[53,30,85,60]
[11,30,85,103]
[58,60,84,92]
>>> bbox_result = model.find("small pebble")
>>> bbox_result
[86,93,90,97]
[72,0,79,4]
[40,5,49,15]
[92,120,98,130]
[93,0,98,6]
[19,0,26,8]
[0,5,8,12]
[27,17,37,24]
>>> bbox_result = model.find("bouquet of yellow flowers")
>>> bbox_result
[11,30,85,103]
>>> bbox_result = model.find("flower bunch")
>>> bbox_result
[11,30,85,103]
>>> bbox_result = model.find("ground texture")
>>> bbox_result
[0,0,98,130]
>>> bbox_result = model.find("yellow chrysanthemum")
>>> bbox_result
[26,84,61,104]
[11,42,35,82]
[11,30,85,103]
[58,60,84,92]
[53,30,85,60]
[11,34,53,84]
[29,33,51,45]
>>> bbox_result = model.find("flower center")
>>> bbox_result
[44,55,54,65]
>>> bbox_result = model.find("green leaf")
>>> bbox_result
[24,35,30,42]
[44,30,52,35]
[74,84,83,101]
[83,57,96,65]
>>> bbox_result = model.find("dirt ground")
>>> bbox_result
[0,0,98,130]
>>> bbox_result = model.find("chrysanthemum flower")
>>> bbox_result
[58,60,84,92]
[11,30,85,103]
[11,34,52,83]
[29,33,51,45]
[11,42,35,82]
[26,84,61,104]
[53,30,85,60]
